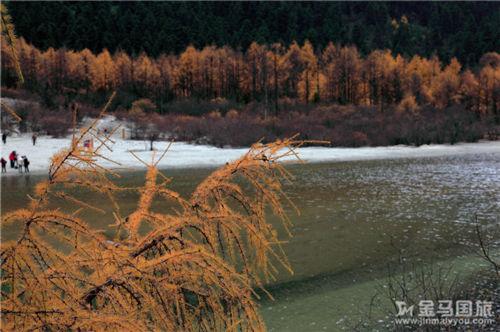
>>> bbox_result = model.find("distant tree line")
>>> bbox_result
[2,38,499,122]
[6,2,500,66]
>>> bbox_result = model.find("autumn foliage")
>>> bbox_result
[0,93,308,330]
[1,28,498,147]
[1,38,499,116]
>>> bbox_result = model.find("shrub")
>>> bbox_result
[131,98,157,113]
[39,111,72,137]
[165,98,243,116]
[12,101,41,132]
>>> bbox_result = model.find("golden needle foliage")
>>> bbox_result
[1,4,23,124]
[1,93,307,331]
[1,3,23,86]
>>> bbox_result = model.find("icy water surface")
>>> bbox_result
[1,152,499,330]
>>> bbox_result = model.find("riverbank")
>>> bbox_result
[1,133,499,176]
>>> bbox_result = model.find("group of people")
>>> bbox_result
[1,151,30,174]
[1,132,36,174]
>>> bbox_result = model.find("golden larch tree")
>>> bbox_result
[90,49,116,92]
[0,93,310,331]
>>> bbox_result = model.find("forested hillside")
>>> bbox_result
[6,2,500,66]
[1,2,499,147]
[2,37,499,114]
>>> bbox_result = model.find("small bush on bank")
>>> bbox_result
[0,87,41,102]
[164,98,243,116]
[39,111,72,137]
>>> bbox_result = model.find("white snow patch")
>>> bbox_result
[1,134,498,177]
[1,116,499,176]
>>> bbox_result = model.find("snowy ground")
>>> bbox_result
[2,130,499,176]
[5,99,500,175]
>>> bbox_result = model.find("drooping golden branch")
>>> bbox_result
[1,98,308,330]
[0,101,22,122]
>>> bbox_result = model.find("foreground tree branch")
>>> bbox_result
[0,96,312,330]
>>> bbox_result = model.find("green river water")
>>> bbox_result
[1,152,499,331]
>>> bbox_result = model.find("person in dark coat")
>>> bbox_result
[23,156,30,173]
[32,133,37,146]
[2,133,6,144]
[1,157,6,173]
[9,151,16,168]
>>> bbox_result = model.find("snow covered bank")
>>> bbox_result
[1,133,499,176]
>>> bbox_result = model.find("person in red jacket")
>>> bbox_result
[9,151,16,168]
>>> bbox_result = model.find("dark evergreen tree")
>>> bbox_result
[6,1,499,66]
